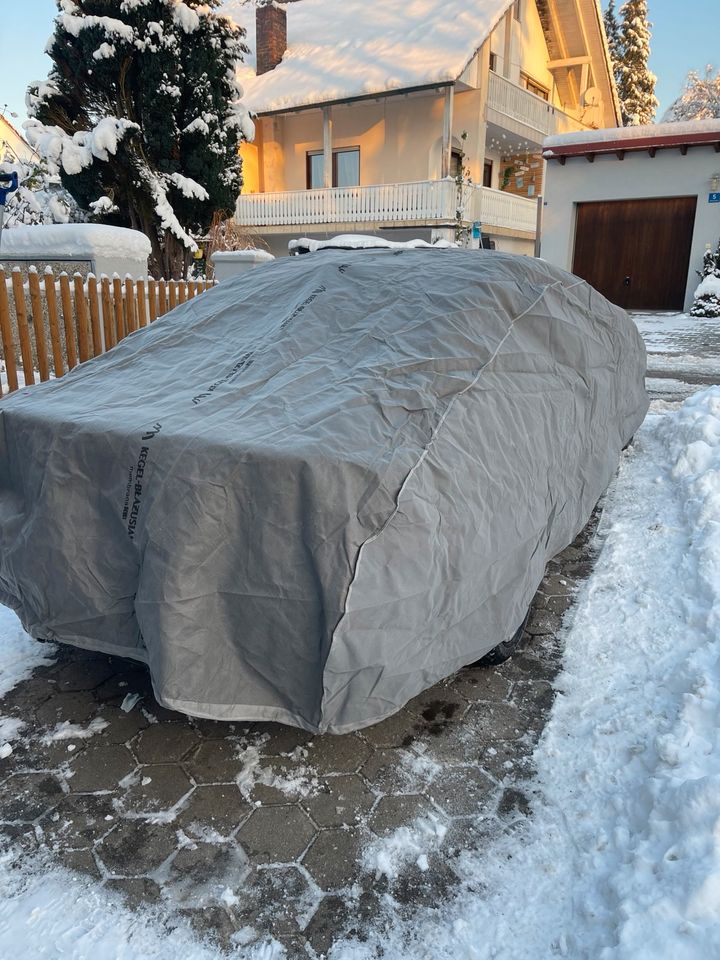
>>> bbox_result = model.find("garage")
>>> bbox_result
[540,119,720,313]
[572,196,697,311]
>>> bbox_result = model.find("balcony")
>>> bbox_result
[235,181,537,238]
[486,71,589,142]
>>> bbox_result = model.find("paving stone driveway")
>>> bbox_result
[0,523,594,957]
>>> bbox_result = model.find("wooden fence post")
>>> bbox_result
[100,276,115,350]
[87,274,103,356]
[158,279,167,317]
[148,279,158,322]
[28,268,50,381]
[112,275,125,342]
[136,278,148,328]
[58,272,78,371]
[0,267,18,394]
[73,272,91,364]
[12,269,35,386]
[44,268,65,378]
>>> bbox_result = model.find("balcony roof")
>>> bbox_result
[224,0,514,114]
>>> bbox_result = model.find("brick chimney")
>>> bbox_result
[256,1,288,76]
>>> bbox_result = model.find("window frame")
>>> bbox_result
[306,146,361,189]
[483,160,493,188]
[489,51,498,72]
[520,71,550,101]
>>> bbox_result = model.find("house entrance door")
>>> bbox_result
[572,196,697,311]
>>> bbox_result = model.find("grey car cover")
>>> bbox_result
[0,250,648,732]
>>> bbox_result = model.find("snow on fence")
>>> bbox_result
[0,267,215,397]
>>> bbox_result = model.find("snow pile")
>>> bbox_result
[330,387,720,959]
[0,223,151,259]
[236,744,319,799]
[41,717,109,744]
[289,235,455,254]
[695,275,720,299]
[224,0,514,113]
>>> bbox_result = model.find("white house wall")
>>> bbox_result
[541,146,720,311]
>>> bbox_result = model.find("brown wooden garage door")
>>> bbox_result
[572,196,697,311]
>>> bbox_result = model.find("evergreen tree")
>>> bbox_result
[25,0,254,278]
[691,241,720,319]
[664,66,720,122]
[616,0,658,125]
[603,0,622,89]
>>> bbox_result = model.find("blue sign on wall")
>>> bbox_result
[472,221,482,239]
[710,193,720,203]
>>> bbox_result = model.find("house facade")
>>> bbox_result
[231,0,620,257]
[541,120,720,312]
[0,115,38,165]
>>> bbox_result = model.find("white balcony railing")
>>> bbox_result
[486,72,588,138]
[236,181,537,236]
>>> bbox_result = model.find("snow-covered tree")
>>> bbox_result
[691,241,720,319]
[603,0,622,89]
[616,0,658,126]
[26,0,254,278]
[664,66,720,122]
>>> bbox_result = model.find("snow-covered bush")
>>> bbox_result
[664,66,720,122]
[691,241,720,319]
[26,0,255,278]
[0,152,82,228]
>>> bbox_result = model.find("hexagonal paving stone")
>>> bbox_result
[232,865,315,936]
[254,723,314,757]
[450,666,513,703]
[105,876,162,909]
[358,710,421,750]
[360,748,415,795]
[39,792,117,849]
[94,667,153,705]
[389,853,458,908]
[404,686,468,727]
[61,847,102,879]
[94,706,150,745]
[302,775,374,828]
[176,904,238,952]
[66,742,136,792]
[426,766,495,817]
[35,692,99,728]
[166,841,249,905]
[53,659,116,693]
[443,814,498,860]
[176,784,251,839]
[133,724,201,764]
[120,763,194,815]
[0,773,63,822]
[0,677,55,713]
[367,794,437,838]
[97,819,179,876]
[301,734,370,775]
[192,718,252,740]
[301,827,363,890]
[186,739,242,784]
[237,806,316,864]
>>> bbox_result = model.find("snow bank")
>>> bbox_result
[224,0,514,113]
[695,275,720,299]
[330,387,720,960]
[0,223,151,259]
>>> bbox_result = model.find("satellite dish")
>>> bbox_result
[582,86,602,108]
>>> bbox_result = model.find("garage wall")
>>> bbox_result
[541,145,720,311]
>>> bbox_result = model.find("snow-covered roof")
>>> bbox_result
[544,119,720,158]
[0,224,152,260]
[224,0,514,114]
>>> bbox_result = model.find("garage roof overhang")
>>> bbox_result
[543,124,720,164]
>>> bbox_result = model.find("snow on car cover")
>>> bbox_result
[0,250,648,733]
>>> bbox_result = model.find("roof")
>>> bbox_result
[543,119,720,160]
[223,0,515,114]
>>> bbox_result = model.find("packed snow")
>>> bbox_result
[224,0,515,113]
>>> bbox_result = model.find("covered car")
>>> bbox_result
[0,249,648,733]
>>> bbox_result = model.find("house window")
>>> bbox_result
[306,147,360,189]
[513,0,521,21]
[483,160,493,188]
[520,72,550,101]
[489,51,498,72]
